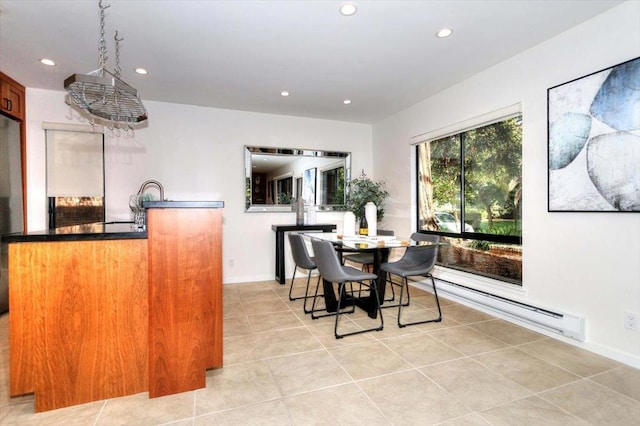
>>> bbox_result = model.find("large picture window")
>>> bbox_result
[416,114,522,284]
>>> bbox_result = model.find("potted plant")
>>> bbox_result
[345,171,389,222]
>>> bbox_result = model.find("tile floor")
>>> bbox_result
[1,279,639,425]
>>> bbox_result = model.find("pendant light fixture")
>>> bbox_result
[64,0,148,130]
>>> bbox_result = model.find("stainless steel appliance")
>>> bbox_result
[0,114,23,313]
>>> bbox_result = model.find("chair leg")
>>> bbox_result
[288,265,298,301]
[381,271,396,303]
[310,275,328,319]
[311,277,354,319]
[380,273,410,308]
[397,274,442,327]
[335,279,384,339]
[302,271,315,314]
[290,266,316,302]
[291,266,319,314]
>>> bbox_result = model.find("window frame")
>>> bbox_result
[412,107,523,285]
[414,132,522,245]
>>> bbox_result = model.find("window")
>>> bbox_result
[320,166,345,205]
[275,176,293,204]
[416,114,522,284]
[45,124,105,229]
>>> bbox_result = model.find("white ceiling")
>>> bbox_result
[0,0,623,124]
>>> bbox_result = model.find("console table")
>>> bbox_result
[271,224,336,284]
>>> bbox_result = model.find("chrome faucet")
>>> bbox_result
[136,179,165,201]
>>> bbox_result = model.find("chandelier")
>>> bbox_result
[64,0,148,130]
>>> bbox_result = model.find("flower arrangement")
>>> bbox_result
[345,171,389,222]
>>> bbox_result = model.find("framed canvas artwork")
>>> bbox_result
[547,56,639,212]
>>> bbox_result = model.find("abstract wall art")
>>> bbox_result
[547,57,640,212]
[303,167,316,204]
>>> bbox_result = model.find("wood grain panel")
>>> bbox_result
[8,243,37,396]
[9,240,148,412]
[147,208,223,397]
[205,209,223,369]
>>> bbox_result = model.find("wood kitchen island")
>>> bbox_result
[5,201,224,412]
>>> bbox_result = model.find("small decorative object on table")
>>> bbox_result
[296,197,305,225]
[365,202,377,236]
[343,211,356,236]
[358,209,368,235]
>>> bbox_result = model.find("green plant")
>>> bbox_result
[470,240,491,251]
[277,192,291,205]
[345,171,389,222]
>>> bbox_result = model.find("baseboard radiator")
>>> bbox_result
[413,278,586,341]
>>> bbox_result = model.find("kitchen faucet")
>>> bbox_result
[136,179,165,202]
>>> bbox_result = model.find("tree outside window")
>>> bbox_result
[416,115,522,284]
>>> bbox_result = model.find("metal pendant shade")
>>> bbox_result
[64,0,147,129]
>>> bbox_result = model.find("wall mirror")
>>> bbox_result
[245,146,351,212]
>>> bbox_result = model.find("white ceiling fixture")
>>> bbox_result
[436,28,453,38]
[281,91,290,97]
[63,0,147,130]
[339,3,357,16]
[40,58,56,66]
[135,67,148,75]
[343,99,352,105]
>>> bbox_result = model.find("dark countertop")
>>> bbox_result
[143,200,224,209]
[271,224,336,232]
[1,222,147,243]
[2,201,225,243]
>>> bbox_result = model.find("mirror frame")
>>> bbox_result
[245,145,351,212]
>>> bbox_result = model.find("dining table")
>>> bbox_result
[303,232,411,319]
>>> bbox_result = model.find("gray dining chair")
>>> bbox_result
[379,233,442,327]
[288,233,318,313]
[341,229,396,302]
[310,238,384,338]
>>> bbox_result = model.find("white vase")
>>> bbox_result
[306,203,316,225]
[343,211,356,236]
[365,202,377,236]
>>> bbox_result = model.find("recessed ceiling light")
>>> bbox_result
[343,99,352,105]
[135,67,148,75]
[281,91,290,97]
[339,3,357,16]
[436,28,453,38]
[40,58,56,66]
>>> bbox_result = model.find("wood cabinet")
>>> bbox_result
[9,239,149,411]
[0,71,25,121]
[0,70,27,233]
[8,202,224,412]
[147,206,223,397]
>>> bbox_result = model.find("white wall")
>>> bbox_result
[372,1,640,366]
[24,91,371,283]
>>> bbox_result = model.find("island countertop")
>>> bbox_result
[1,222,146,243]
[1,201,225,244]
